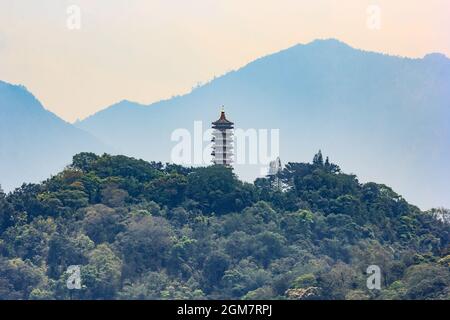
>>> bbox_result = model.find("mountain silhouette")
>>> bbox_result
[0,81,110,191]
[1,39,449,209]
[75,39,450,209]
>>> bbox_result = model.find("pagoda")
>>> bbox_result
[211,107,234,166]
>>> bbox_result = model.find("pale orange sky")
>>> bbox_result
[0,0,449,122]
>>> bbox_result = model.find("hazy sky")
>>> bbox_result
[0,0,449,122]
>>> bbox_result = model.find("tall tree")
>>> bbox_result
[313,150,324,166]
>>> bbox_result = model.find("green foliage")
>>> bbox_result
[81,204,125,244]
[0,258,45,299]
[203,252,230,290]
[0,152,448,300]
[186,166,255,214]
[81,244,122,299]
[117,214,174,278]
[292,273,317,288]
[403,264,449,299]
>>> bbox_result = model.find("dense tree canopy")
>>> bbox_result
[0,152,448,300]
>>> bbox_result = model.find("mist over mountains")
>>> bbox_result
[0,81,110,191]
[1,39,449,209]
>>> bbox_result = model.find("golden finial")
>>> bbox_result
[221,105,225,113]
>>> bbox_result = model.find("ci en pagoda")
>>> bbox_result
[211,107,234,166]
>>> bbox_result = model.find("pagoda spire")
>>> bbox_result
[211,107,234,166]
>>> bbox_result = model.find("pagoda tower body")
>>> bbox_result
[211,109,234,166]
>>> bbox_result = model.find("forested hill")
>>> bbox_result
[0,152,449,300]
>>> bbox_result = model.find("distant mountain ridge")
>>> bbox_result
[75,39,450,209]
[0,80,110,191]
[1,39,449,209]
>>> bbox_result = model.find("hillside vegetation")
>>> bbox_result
[0,152,449,300]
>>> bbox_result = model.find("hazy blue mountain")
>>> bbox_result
[0,81,110,191]
[76,39,450,209]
